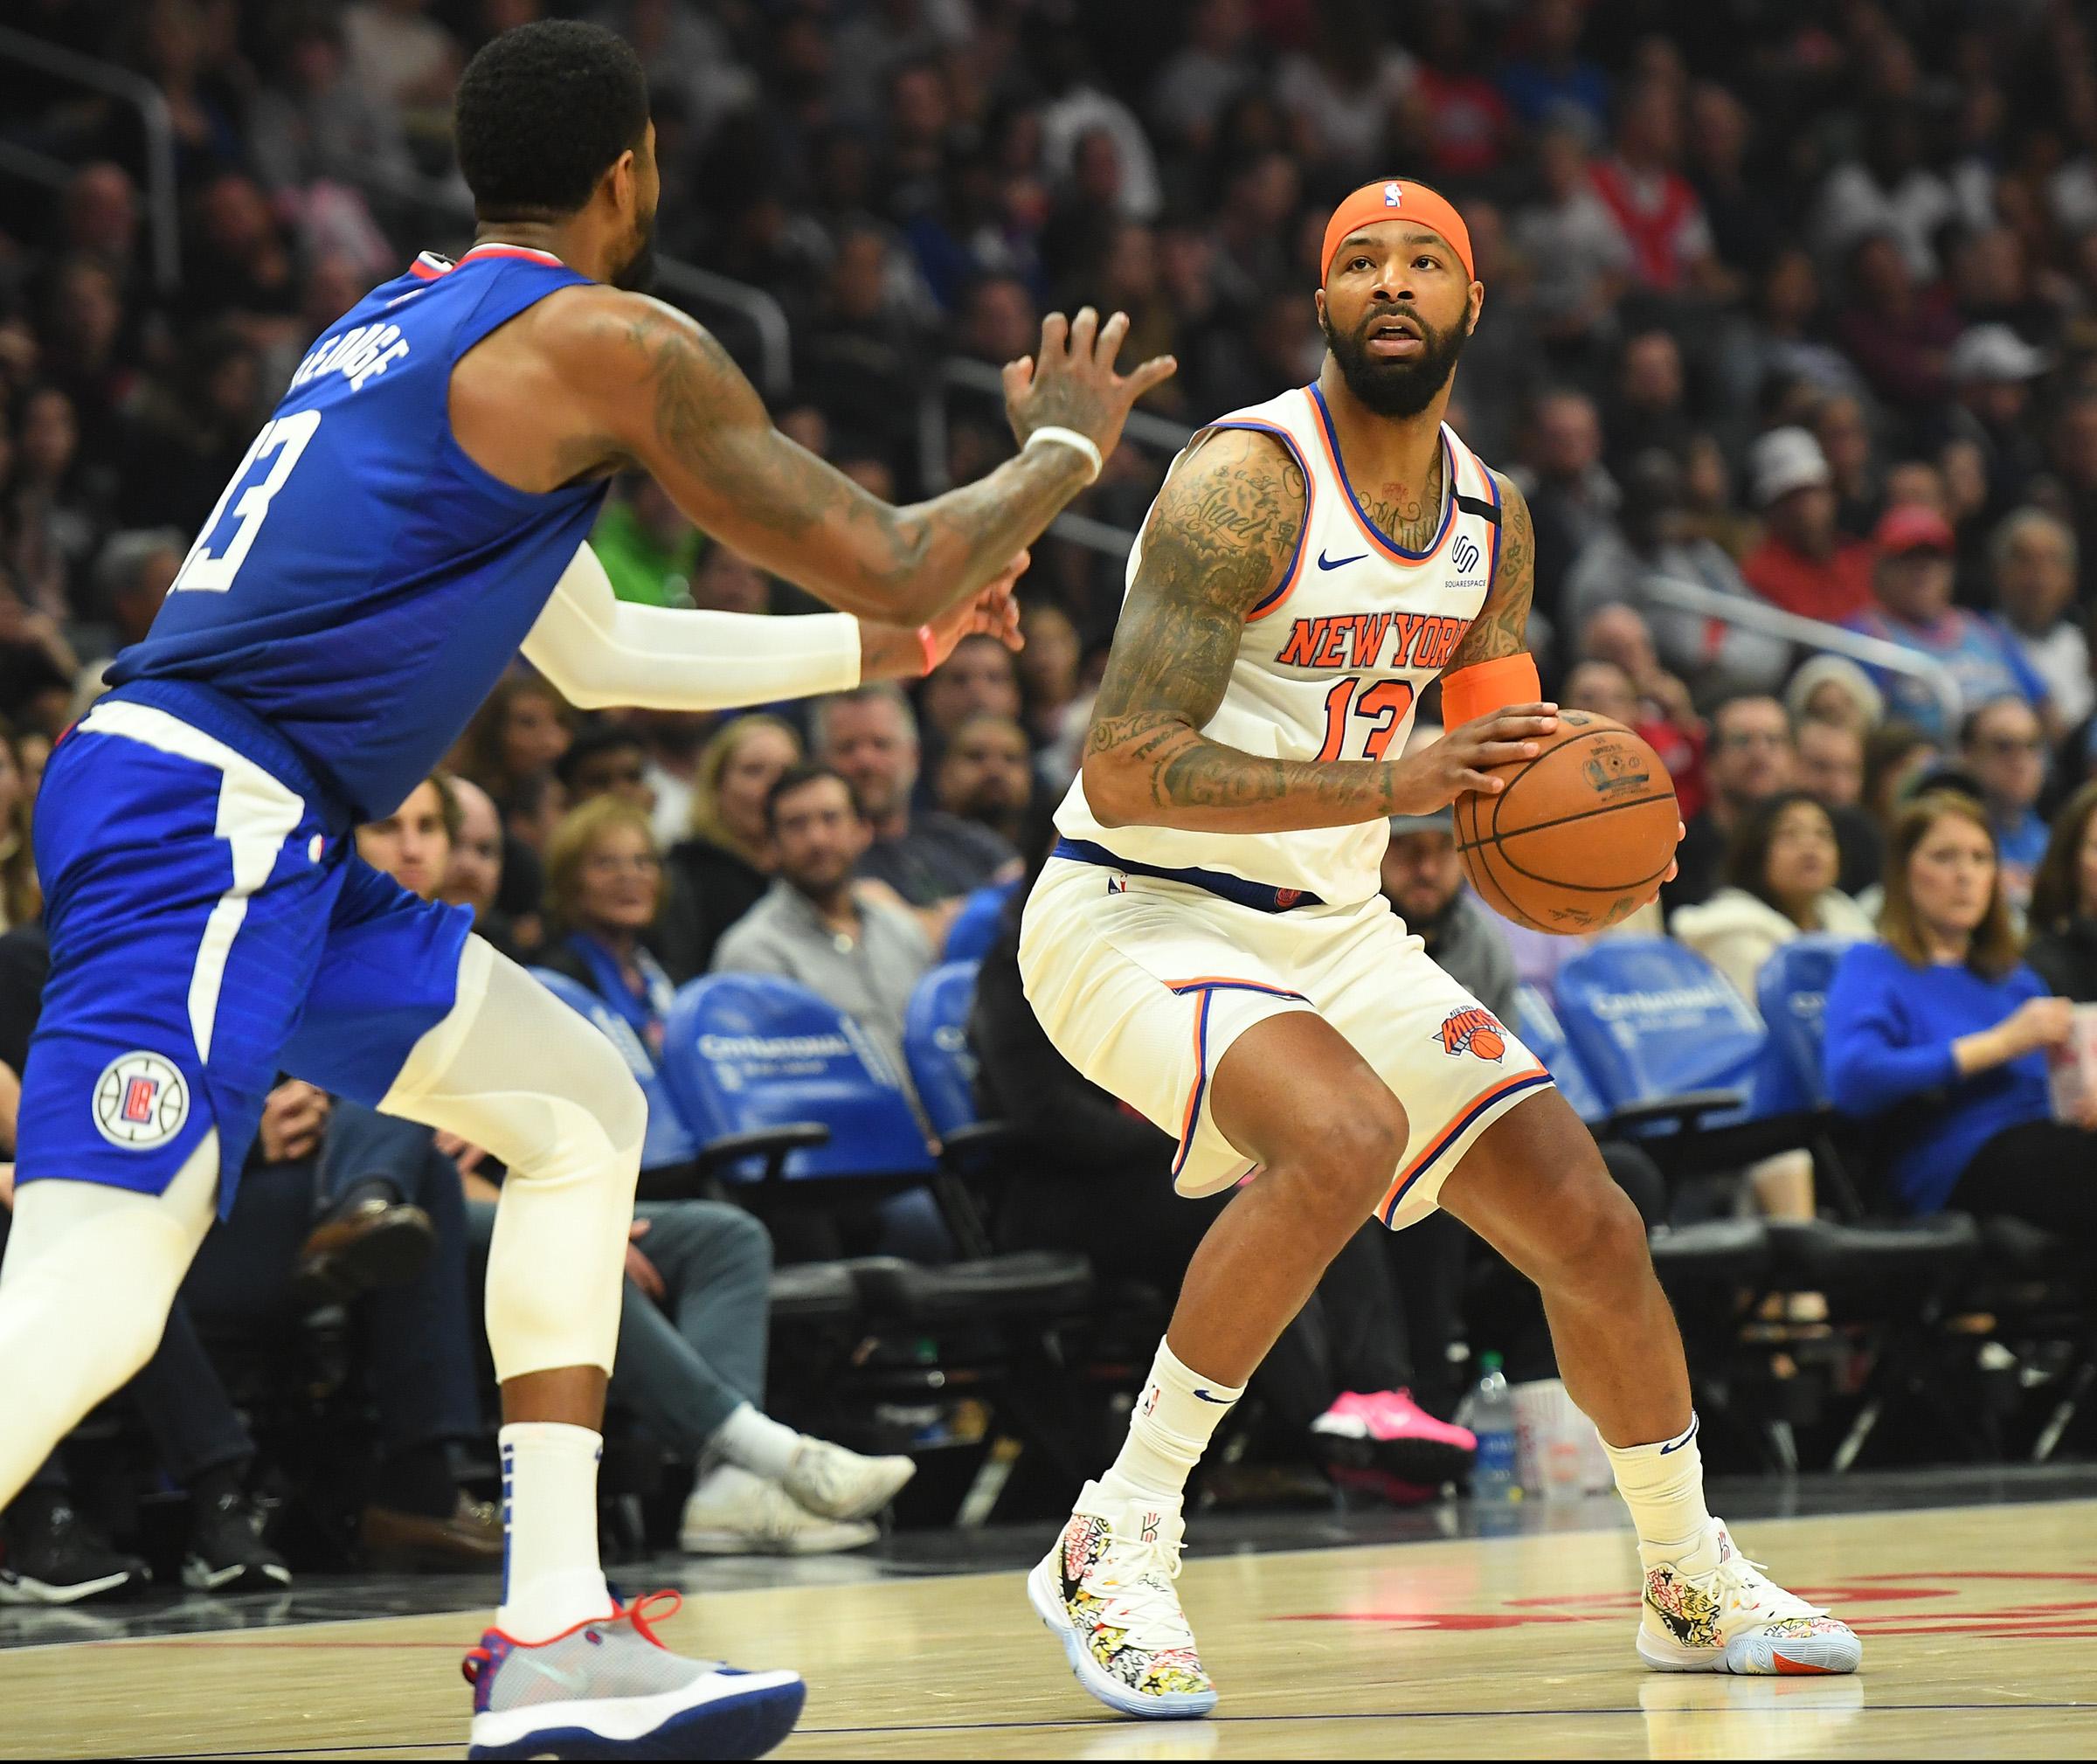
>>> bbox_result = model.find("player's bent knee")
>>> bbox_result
[1549,1173,1653,1291]
[1286,1090,1410,1221]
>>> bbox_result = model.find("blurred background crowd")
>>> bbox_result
[2,0,2096,1604]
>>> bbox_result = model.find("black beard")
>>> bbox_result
[612,218,658,293]
[1319,303,1468,418]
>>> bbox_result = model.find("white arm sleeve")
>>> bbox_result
[519,541,864,711]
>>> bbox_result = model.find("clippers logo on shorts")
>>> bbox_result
[93,1052,190,1150]
[1436,1007,1506,1063]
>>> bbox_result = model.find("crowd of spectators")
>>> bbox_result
[6,0,2097,1595]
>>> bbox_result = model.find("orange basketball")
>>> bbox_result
[1453,710,1678,935]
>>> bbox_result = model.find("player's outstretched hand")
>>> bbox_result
[1385,704,1560,815]
[924,549,1028,670]
[1002,308,1177,465]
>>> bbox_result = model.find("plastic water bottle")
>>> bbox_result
[1471,1351,1519,1505]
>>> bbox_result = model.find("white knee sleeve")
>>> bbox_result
[383,937,645,1381]
[0,1133,217,1510]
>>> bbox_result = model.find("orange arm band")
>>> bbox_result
[1441,652,1541,729]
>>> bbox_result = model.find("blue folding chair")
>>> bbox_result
[527,967,698,1175]
[1511,983,1609,1126]
[658,973,936,1189]
[903,960,985,1144]
[1753,937,1850,1114]
[1555,938,1765,1136]
[941,880,1020,964]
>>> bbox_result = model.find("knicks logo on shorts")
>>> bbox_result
[93,1051,190,1150]
[1436,1007,1506,1063]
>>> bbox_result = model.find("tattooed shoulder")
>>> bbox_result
[1443,468,1534,671]
[1140,425,1308,616]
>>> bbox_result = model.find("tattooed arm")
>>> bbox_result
[1083,438,1555,833]
[1442,471,1535,674]
[548,290,1172,626]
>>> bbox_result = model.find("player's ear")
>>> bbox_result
[606,148,636,217]
[1466,281,1485,336]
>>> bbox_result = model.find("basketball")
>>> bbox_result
[1454,710,1678,935]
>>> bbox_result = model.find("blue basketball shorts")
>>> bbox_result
[17,685,473,1216]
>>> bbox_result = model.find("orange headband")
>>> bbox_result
[1320,179,1475,287]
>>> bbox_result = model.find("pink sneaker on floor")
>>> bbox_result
[1310,1390,1477,1488]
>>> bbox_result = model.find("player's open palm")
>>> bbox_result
[1002,308,1177,464]
[1384,705,1559,815]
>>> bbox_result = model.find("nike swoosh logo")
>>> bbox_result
[1658,1418,1700,1455]
[1192,1387,1234,1404]
[1317,550,1367,571]
[531,1657,592,1695]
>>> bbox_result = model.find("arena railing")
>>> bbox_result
[1638,572,1964,730]
[0,24,179,294]
[651,259,794,403]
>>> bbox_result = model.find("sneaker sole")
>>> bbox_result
[1308,1428,1475,1488]
[678,1521,878,1557]
[788,1458,917,1525]
[182,1555,294,1593]
[467,1671,806,1761]
[0,1568,142,1606]
[1025,1553,1218,1720]
[1638,1626,1863,1676]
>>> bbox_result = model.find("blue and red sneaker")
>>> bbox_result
[463,1590,805,1761]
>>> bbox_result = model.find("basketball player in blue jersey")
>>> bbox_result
[1021,181,1860,1717]
[0,21,1171,1760]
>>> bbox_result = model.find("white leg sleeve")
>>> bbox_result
[381,936,645,1382]
[0,1133,218,1510]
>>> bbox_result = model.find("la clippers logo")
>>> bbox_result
[1437,1007,1506,1062]
[93,1051,189,1150]
[1383,182,1402,208]
[1451,536,1481,575]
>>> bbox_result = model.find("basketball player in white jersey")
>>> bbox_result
[1021,180,1860,1717]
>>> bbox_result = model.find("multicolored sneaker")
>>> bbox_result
[1637,1519,1862,1677]
[1026,1482,1217,1720]
[463,1591,805,1760]
[1309,1389,1477,1487]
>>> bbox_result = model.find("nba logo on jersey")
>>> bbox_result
[1383,182,1402,207]
[92,1051,189,1150]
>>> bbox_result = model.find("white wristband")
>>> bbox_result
[1024,425,1104,483]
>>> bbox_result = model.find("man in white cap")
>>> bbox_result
[1948,325,2048,523]
[1741,425,1875,624]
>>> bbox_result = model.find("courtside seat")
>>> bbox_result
[766,1260,862,1327]
[1763,1214,1981,1302]
[1647,1218,1772,1293]
[841,1250,1097,1324]
[528,966,701,1179]
[1512,983,1609,1126]
[941,880,1021,964]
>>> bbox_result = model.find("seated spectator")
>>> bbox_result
[920,632,1025,752]
[1783,654,1884,734]
[666,716,803,975]
[0,723,38,933]
[454,671,576,816]
[438,774,522,959]
[1960,697,2051,915]
[1848,505,2050,742]
[712,765,933,1081]
[1740,428,1875,624]
[557,722,655,814]
[933,712,1035,852]
[814,686,1021,939]
[1563,451,1789,695]
[359,776,917,1557]
[2025,780,2097,1001]
[1824,793,2096,1249]
[536,797,676,1058]
[592,479,703,608]
[1671,793,1877,1004]
[1987,508,2090,730]
[1017,599,1092,792]
[88,527,183,653]
[1664,695,1795,911]
[1793,715,1882,896]
[1572,606,1706,818]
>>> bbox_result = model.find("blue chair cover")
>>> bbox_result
[903,960,984,1142]
[527,967,698,1171]
[941,880,1020,964]
[1750,936,1851,1116]
[1555,938,1766,1125]
[659,973,936,1183]
[1512,983,1609,1124]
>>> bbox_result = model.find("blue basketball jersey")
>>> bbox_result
[105,243,610,823]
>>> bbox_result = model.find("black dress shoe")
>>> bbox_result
[289,1196,433,1310]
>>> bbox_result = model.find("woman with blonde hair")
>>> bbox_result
[1824,792,2096,1247]
[665,714,802,973]
[537,795,677,1054]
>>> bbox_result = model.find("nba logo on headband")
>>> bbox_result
[1383,183,1401,207]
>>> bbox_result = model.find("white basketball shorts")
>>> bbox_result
[1019,854,1554,1230]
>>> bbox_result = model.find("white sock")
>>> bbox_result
[1099,1338,1244,1504]
[1602,1413,1713,1561]
[707,1402,802,1481]
[495,1422,615,1642]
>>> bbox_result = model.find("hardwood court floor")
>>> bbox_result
[2,1498,2094,1760]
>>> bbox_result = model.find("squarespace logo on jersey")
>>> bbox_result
[1276,610,1471,673]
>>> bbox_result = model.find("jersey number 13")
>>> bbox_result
[170,409,323,594]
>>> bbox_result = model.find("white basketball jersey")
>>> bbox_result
[1055,383,1505,906]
